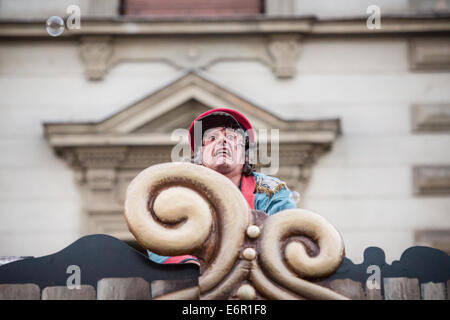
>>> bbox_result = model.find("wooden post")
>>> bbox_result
[421,282,446,300]
[97,277,151,300]
[383,277,420,300]
[326,279,366,300]
[42,285,96,300]
[365,287,383,300]
[0,284,40,300]
[151,279,198,299]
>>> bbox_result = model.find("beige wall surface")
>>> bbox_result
[0,34,449,263]
[0,0,119,19]
[208,36,450,263]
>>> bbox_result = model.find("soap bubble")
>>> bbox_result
[46,16,65,37]
[289,191,301,205]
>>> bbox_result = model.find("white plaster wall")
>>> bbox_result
[0,0,119,19]
[0,0,415,20]
[0,39,178,257]
[0,35,449,266]
[292,0,410,18]
[207,37,450,263]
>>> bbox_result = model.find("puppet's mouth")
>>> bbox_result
[214,147,231,157]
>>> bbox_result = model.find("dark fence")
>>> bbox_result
[0,235,448,300]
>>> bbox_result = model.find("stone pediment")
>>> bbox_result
[131,99,210,134]
[43,69,340,241]
[44,69,339,147]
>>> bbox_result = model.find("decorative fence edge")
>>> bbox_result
[0,277,448,300]
[0,235,448,300]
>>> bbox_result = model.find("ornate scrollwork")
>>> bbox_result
[257,209,346,300]
[124,162,249,295]
[124,162,348,300]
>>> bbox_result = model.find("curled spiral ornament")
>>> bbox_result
[258,209,346,299]
[125,162,348,300]
[124,162,250,293]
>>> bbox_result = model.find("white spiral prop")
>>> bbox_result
[258,209,347,300]
[124,162,250,293]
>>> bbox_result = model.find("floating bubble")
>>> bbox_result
[290,191,301,204]
[46,16,65,37]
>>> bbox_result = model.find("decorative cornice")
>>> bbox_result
[413,165,450,195]
[46,131,338,148]
[75,33,301,80]
[411,103,450,132]
[44,70,341,144]
[3,17,449,80]
[79,36,113,81]
[415,229,450,253]
[409,38,450,71]
[267,33,301,78]
[1,16,450,37]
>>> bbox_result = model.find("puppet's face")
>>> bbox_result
[201,126,245,175]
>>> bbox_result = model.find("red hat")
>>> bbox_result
[188,108,254,151]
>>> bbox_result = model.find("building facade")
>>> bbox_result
[0,0,449,263]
